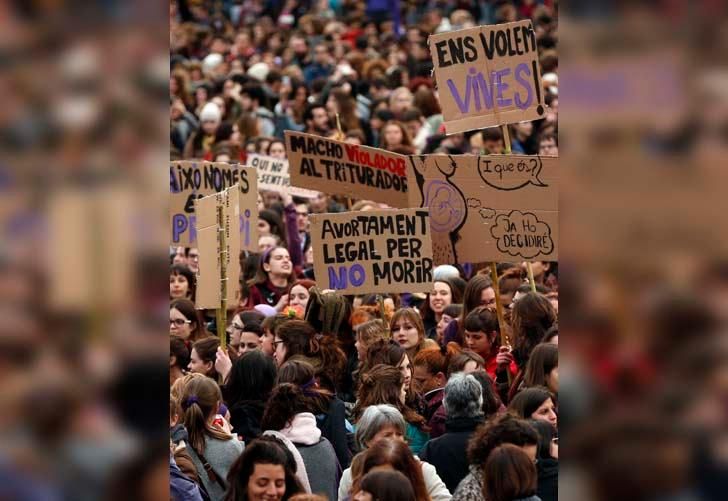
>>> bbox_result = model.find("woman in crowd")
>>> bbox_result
[170,298,210,343]
[273,319,347,392]
[462,306,518,381]
[379,121,414,151]
[447,351,485,376]
[412,346,457,438]
[508,387,558,429]
[170,264,196,301]
[510,292,557,369]
[443,275,495,346]
[171,335,191,386]
[350,439,437,501]
[483,444,540,501]
[180,376,244,501]
[420,278,465,340]
[353,320,389,365]
[353,364,429,455]
[361,340,418,411]
[528,419,558,501]
[436,304,462,346]
[390,308,428,365]
[261,383,341,501]
[223,350,277,442]
[189,337,221,380]
[277,359,352,469]
[520,343,559,396]
[286,279,316,313]
[258,210,288,249]
[249,246,296,309]
[224,436,304,501]
[341,407,450,501]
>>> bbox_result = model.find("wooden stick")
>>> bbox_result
[501,124,512,154]
[526,262,537,292]
[216,201,227,352]
[489,262,512,387]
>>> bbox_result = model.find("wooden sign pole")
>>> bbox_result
[216,201,228,351]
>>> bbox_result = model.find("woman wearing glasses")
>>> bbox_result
[170,298,211,343]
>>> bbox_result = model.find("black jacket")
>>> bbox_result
[228,400,265,442]
[537,457,558,501]
[418,415,485,493]
[317,397,353,469]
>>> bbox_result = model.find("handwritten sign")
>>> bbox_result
[309,209,434,294]
[430,20,545,134]
[195,184,243,309]
[170,161,257,249]
[407,154,557,264]
[247,154,318,198]
[285,131,409,208]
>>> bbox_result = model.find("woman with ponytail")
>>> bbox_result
[261,383,341,501]
[272,319,346,393]
[180,376,244,501]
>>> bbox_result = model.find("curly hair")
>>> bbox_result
[467,413,538,468]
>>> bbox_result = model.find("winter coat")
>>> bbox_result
[317,396,353,469]
[170,454,204,501]
[422,388,447,439]
[536,457,558,501]
[419,415,485,493]
[228,400,265,442]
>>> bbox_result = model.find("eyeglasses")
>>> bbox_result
[170,318,191,327]
[273,340,284,347]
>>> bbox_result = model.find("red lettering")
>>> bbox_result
[344,143,359,162]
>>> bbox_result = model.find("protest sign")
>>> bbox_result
[406,154,557,264]
[170,161,257,249]
[195,184,242,310]
[430,20,545,134]
[247,153,318,198]
[309,209,434,294]
[285,131,409,208]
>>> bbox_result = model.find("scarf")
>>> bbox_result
[279,412,322,446]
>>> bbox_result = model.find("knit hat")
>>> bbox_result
[247,62,270,82]
[199,102,222,123]
[202,53,223,74]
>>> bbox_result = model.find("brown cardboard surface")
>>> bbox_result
[309,208,434,294]
[247,153,318,198]
[406,154,557,264]
[285,131,409,208]
[194,184,243,309]
[170,161,257,247]
[430,20,545,134]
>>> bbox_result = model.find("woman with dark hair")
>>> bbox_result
[258,210,288,244]
[443,274,495,346]
[353,364,429,455]
[277,359,352,469]
[171,335,190,386]
[261,384,341,501]
[508,387,557,429]
[180,376,244,500]
[462,306,518,381]
[420,278,465,340]
[483,444,540,501]
[224,350,277,442]
[380,120,413,150]
[527,420,558,501]
[171,264,196,301]
[436,304,462,346]
[521,343,558,396]
[171,298,210,343]
[510,292,557,368]
[224,436,304,501]
[447,350,486,376]
[350,439,430,501]
[189,337,221,380]
[249,246,295,309]
[354,470,416,501]
[361,340,417,411]
[273,319,347,393]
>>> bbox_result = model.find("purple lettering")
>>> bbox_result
[514,63,534,110]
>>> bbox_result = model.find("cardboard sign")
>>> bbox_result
[309,209,434,294]
[285,131,409,208]
[170,161,258,248]
[407,154,557,264]
[430,20,545,134]
[247,154,318,198]
[195,185,243,309]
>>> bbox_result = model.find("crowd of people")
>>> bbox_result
[170,1,558,500]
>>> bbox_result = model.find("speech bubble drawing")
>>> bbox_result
[477,156,549,191]
[479,208,496,219]
[490,210,554,259]
[423,180,466,233]
[466,198,482,208]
